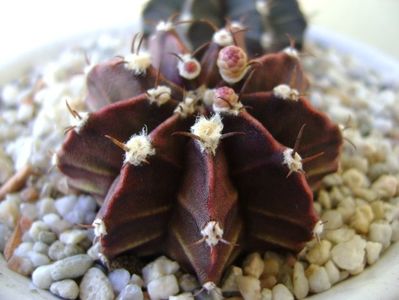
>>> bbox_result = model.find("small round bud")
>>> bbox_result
[213,86,243,115]
[177,54,201,80]
[217,45,249,84]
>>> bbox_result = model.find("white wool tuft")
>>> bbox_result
[92,218,107,237]
[219,66,250,85]
[282,148,303,172]
[70,112,89,133]
[213,28,234,46]
[156,21,174,32]
[177,54,201,80]
[174,96,197,118]
[203,281,218,291]
[283,46,299,58]
[124,52,152,75]
[273,84,300,101]
[191,114,223,155]
[124,129,156,166]
[147,85,171,106]
[200,221,224,247]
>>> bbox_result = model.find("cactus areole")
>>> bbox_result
[57,21,342,286]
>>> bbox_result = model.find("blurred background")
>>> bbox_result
[0,0,398,63]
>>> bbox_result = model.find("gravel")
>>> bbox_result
[0,30,399,300]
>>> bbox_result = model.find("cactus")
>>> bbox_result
[142,0,308,55]
[57,19,342,288]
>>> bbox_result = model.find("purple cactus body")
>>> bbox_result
[57,23,342,286]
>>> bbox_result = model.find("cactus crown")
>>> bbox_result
[57,19,342,286]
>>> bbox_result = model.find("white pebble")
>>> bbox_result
[43,213,72,234]
[33,241,49,254]
[293,262,309,299]
[142,256,179,285]
[80,267,115,300]
[20,203,38,219]
[36,198,57,217]
[178,274,198,292]
[321,210,343,230]
[365,241,383,265]
[372,175,398,198]
[243,252,264,278]
[169,293,194,300]
[147,275,179,300]
[272,283,294,300]
[60,229,88,245]
[27,251,51,267]
[0,195,20,227]
[14,242,34,257]
[331,235,366,272]
[50,279,80,300]
[236,275,261,300]
[108,268,131,294]
[261,288,272,300]
[390,220,399,241]
[51,254,93,280]
[130,274,144,287]
[342,168,368,189]
[117,284,143,300]
[32,264,54,289]
[324,260,340,285]
[305,265,331,293]
[55,195,78,217]
[325,227,355,244]
[369,221,392,249]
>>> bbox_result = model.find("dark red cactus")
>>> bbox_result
[57,22,342,287]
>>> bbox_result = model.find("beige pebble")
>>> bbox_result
[221,266,242,293]
[352,188,378,202]
[313,202,322,215]
[337,197,356,222]
[331,235,366,272]
[324,260,340,285]
[292,262,309,299]
[261,288,272,300]
[350,204,374,234]
[370,201,386,219]
[365,241,383,265]
[372,175,398,198]
[322,174,343,188]
[369,221,392,249]
[260,274,277,289]
[0,195,20,227]
[325,227,355,244]
[263,252,281,276]
[383,202,399,222]
[236,275,261,300]
[342,168,369,189]
[317,190,331,210]
[305,265,331,293]
[272,284,294,300]
[329,187,345,205]
[305,240,331,265]
[390,220,399,242]
[243,252,264,278]
[341,155,368,174]
[321,210,343,230]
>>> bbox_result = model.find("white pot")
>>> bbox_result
[0,26,398,300]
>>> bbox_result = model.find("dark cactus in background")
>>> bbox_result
[57,2,342,289]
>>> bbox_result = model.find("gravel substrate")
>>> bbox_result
[0,30,398,300]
